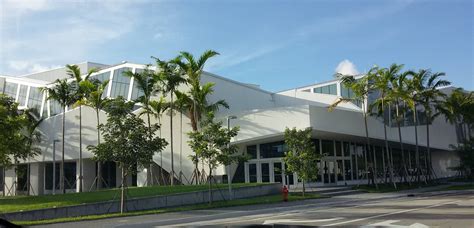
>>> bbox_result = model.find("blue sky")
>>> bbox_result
[1,0,472,91]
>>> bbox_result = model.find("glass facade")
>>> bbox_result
[49,100,62,116]
[110,68,132,98]
[246,145,257,159]
[3,82,18,98]
[27,87,43,114]
[313,83,337,95]
[17,85,28,106]
[130,68,145,101]
[259,141,287,158]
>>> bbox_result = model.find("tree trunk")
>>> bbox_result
[96,109,102,190]
[170,92,175,186]
[395,102,409,184]
[382,101,396,188]
[208,165,212,204]
[413,105,420,184]
[79,106,83,193]
[2,166,5,197]
[61,106,66,194]
[147,112,153,186]
[120,167,126,214]
[363,110,376,188]
[302,180,305,197]
[26,164,30,196]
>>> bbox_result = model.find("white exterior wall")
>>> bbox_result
[2,62,464,194]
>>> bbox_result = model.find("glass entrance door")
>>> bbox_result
[323,160,336,184]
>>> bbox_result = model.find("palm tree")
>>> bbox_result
[81,79,110,189]
[20,108,43,195]
[329,72,377,188]
[438,88,473,144]
[124,67,159,186]
[146,97,169,184]
[369,65,399,188]
[173,50,229,184]
[155,58,187,186]
[416,71,450,181]
[42,79,77,194]
[388,67,412,184]
[66,64,98,192]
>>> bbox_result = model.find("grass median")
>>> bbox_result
[0,183,265,213]
[13,192,325,226]
[353,183,440,193]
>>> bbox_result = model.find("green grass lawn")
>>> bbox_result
[14,192,323,226]
[0,183,265,213]
[443,184,474,191]
[353,183,439,193]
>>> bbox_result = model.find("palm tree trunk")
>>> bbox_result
[382,101,396,188]
[425,111,432,181]
[363,109,377,188]
[170,92,175,186]
[413,106,420,184]
[79,106,83,193]
[96,109,102,190]
[302,179,305,197]
[147,111,153,186]
[395,102,409,184]
[61,106,66,194]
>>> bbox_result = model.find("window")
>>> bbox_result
[336,141,342,157]
[313,83,337,95]
[45,163,60,190]
[45,162,76,190]
[27,87,43,114]
[273,162,282,183]
[130,68,145,101]
[313,139,320,154]
[110,68,132,98]
[246,145,257,159]
[101,161,116,188]
[3,82,18,98]
[261,163,270,182]
[343,142,351,157]
[17,85,28,106]
[16,164,28,191]
[90,71,111,98]
[260,141,287,158]
[249,164,257,183]
[322,140,334,156]
[49,100,62,117]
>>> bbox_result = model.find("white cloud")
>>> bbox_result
[1,0,153,76]
[335,59,359,76]
[7,60,61,74]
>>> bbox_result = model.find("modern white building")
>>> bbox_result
[0,61,463,196]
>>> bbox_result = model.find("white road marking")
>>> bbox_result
[263,217,344,225]
[364,220,429,228]
[324,199,463,226]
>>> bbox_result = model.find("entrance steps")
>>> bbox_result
[288,185,364,197]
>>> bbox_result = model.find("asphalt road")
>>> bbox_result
[35,190,474,228]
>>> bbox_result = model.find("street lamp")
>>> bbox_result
[226,115,237,200]
[52,139,60,195]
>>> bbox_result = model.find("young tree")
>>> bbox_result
[155,58,187,186]
[450,139,474,179]
[369,65,397,188]
[187,112,241,204]
[89,97,167,213]
[80,79,110,189]
[42,79,77,194]
[0,95,42,196]
[67,64,98,193]
[174,50,228,184]
[124,66,161,186]
[283,127,321,196]
[329,73,377,188]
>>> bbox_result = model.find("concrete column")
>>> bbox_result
[82,159,96,192]
[29,163,44,196]
[4,168,16,196]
